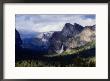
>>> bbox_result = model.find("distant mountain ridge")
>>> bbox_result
[16,23,95,54]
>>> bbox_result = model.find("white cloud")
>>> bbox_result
[73,18,96,26]
[15,14,95,33]
[33,23,64,32]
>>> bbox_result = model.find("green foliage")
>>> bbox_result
[15,57,95,67]
[15,41,96,67]
[47,40,95,57]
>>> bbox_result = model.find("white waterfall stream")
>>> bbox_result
[56,45,64,54]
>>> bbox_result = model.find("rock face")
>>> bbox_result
[15,29,22,49]
[61,23,84,37]
[49,31,63,54]
[49,23,95,54]
[78,26,95,43]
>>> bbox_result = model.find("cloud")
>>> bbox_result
[33,23,64,32]
[15,14,96,33]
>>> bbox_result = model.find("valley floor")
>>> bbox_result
[15,41,96,67]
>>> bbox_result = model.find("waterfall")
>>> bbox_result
[56,45,64,54]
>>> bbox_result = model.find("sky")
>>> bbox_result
[15,14,96,33]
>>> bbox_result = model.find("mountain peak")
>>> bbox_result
[65,23,73,26]
[62,23,84,37]
[64,23,83,30]
[74,23,81,26]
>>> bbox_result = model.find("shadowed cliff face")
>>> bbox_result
[15,29,22,49]
[61,23,84,37]
[49,31,63,54]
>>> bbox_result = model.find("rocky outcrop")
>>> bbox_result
[49,31,63,54]
[15,29,22,49]
[49,23,95,54]
[78,26,95,42]
[61,23,84,38]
